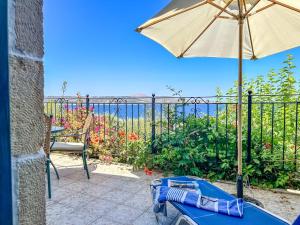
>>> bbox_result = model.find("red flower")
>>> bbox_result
[91,134,100,144]
[118,130,126,138]
[146,170,153,176]
[264,143,272,150]
[144,167,153,176]
[128,132,139,141]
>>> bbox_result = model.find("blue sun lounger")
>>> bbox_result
[153,176,292,225]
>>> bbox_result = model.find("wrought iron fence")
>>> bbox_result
[44,93,300,172]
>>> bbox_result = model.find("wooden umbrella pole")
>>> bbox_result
[237,0,244,199]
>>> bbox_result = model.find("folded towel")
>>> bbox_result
[168,180,201,194]
[152,185,243,218]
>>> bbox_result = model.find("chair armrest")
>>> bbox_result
[60,133,82,138]
[52,132,84,140]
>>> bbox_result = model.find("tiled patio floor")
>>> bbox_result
[46,153,179,225]
[47,153,299,225]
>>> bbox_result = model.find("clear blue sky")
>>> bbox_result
[44,0,300,97]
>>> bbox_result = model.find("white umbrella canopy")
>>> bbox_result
[137,0,300,59]
[137,0,300,198]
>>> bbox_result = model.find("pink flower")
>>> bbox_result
[98,116,105,123]
[60,118,65,124]
[101,155,113,164]
[64,122,71,129]
[94,126,100,133]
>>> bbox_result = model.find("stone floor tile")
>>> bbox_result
[89,216,126,225]
[81,198,118,218]
[104,204,144,224]
[117,180,147,194]
[132,211,157,225]
[98,180,125,191]
[46,202,74,225]
[51,177,76,190]
[123,193,152,211]
[84,184,111,198]
[49,187,76,202]
[88,173,111,185]
[46,198,56,207]
[103,176,128,186]
[57,192,95,209]
[51,209,99,225]
[64,180,93,193]
[136,186,152,198]
[100,188,135,204]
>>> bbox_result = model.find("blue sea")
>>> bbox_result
[88,103,227,119]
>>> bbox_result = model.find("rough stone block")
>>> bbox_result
[13,151,46,225]
[14,0,44,57]
[9,56,44,156]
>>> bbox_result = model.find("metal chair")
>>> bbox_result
[50,113,93,179]
[43,114,59,199]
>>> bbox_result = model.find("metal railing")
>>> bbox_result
[44,92,300,172]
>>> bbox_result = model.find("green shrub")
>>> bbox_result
[140,55,300,189]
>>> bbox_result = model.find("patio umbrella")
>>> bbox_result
[136,0,300,198]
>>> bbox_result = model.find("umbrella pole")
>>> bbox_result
[237,15,244,199]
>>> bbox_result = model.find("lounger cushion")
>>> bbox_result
[159,177,290,225]
[51,142,84,151]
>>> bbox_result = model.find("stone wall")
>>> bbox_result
[8,0,46,224]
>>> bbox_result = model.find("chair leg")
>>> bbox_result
[82,151,86,170]
[46,158,52,199]
[50,159,60,180]
[82,151,90,179]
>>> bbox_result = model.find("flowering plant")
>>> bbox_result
[50,95,148,167]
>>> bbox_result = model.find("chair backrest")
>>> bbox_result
[82,113,93,144]
[43,114,53,155]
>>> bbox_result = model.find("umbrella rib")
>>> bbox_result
[136,1,208,32]
[267,0,300,14]
[243,1,256,60]
[246,3,275,17]
[207,1,238,19]
[216,15,236,20]
[243,0,261,18]
[178,0,235,58]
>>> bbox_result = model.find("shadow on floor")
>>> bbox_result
[46,153,179,225]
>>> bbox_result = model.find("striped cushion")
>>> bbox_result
[155,186,243,218]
